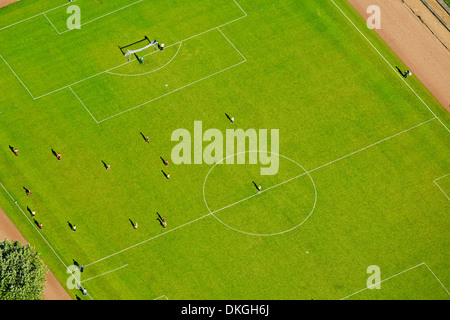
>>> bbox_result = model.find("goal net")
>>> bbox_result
[124,40,159,61]
[119,36,159,61]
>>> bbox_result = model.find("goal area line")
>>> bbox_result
[0,0,247,102]
[71,26,247,123]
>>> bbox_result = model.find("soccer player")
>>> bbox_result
[231,116,234,124]
[167,173,170,179]
[107,164,111,170]
[162,217,167,229]
[134,222,138,230]
[258,185,262,193]
[165,160,169,166]
[146,136,150,143]
[14,148,18,156]
[57,153,61,162]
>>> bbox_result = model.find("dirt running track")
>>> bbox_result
[0,0,449,301]
[0,208,71,300]
[348,0,450,113]
[0,0,19,9]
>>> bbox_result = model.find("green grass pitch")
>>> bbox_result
[0,0,449,300]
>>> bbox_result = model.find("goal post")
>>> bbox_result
[119,36,160,61]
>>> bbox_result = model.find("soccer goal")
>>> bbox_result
[119,36,160,62]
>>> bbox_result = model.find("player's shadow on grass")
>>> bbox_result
[51,149,58,159]
[160,157,167,165]
[23,187,31,195]
[33,219,40,228]
[26,206,34,216]
[225,113,233,123]
[67,221,74,231]
[129,219,136,229]
[156,212,165,228]
[396,66,407,78]
[161,170,169,179]
[101,161,109,170]
[252,181,260,192]
[139,132,148,142]
[72,259,80,268]
[8,145,17,156]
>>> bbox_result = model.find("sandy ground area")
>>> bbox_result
[0,0,19,9]
[348,0,450,113]
[0,208,72,300]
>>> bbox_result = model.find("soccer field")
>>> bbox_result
[0,0,449,300]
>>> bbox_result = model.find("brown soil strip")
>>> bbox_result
[348,0,450,113]
[0,0,19,9]
[0,207,72,300]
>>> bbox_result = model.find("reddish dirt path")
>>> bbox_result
[0,208,71,300]
[348,0,450,113]
[0,0,19,9]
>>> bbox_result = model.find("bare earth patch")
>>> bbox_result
[348,0,450,113]
[0,207,71,300]
[0,0,19,9]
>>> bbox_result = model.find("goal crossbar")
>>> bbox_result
[119,36,159,61]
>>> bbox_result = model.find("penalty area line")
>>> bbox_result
[69,87,99,123]
[80,264,129,284]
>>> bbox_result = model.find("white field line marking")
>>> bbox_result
[85,117,435,266]
[340,262,450,300]
[47,0,144,35]
[69,87,99,123]
[423,262,450,296]
[153,295,168,300]
[330,0,450,134]
[95,26,248,123]
[433,173,450,200]
[105,42,183,77]
[42,13,61,34]
[217,27,247,62]
[96,60,247,123]
[340,263,425,300]
[0,54,35,99]
[308,117,437,174]
[0,181,94,300]
[0,0,78,32]
[1,0,247,101]
[80,264,128,283]
[84,213,212,267]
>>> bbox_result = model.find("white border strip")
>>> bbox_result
[433,173,450,200]
[69,86,99,123]
[329,0,449,133]
[341,262,449,300]
[80,264,128,283]
[0,0,78,32]
[45,0,143,35]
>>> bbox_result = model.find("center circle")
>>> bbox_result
[202,150,317,236]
